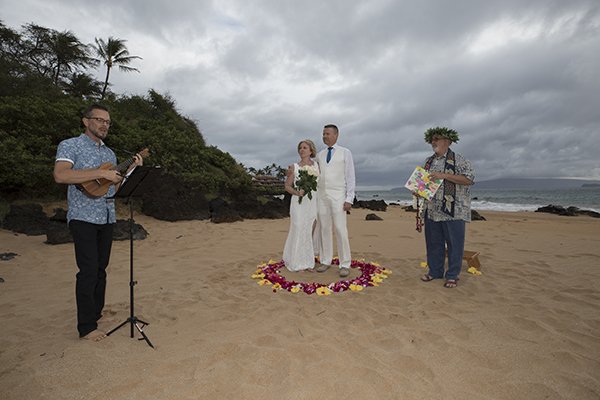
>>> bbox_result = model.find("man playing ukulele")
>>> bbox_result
[54,103,143,341]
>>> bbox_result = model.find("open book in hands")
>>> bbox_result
[404,166,443,201]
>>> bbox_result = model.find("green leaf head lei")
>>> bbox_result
[424,126,459,144]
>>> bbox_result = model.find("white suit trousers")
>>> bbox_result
[318,194,351,269]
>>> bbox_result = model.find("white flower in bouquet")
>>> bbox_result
[300,164,320,178]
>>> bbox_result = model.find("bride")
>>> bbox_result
[283,139,320,273]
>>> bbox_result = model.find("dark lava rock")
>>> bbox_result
[536,204,600,218]
[353,199,387,212]
[365,213,383,221]
[209,198,243,223]
[471,210,486,221]
[0,203,149,244]
[535,204,577,216]
[232,193,289,219]
[2,203,50,236]
[1,252,18,261]
[141,173,210,221]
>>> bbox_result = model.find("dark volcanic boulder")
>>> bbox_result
[46,224,72,245]
[232,193,289,219]
[112,219,148,241]
[210,198,243,223]
[365,213,383,221]
[535,204,577,216]
[471,210,486,221]
[141,173,210,221]
[535,204,600,218]
[2,203,49,236]
[353,199,387,212]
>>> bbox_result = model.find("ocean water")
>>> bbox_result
[355,187,600,213]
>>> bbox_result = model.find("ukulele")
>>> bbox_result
[76,149,153,199]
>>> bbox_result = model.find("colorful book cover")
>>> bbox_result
[404,166,443,201]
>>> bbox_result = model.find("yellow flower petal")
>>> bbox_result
[316,287,331,296]
[420,262,428,268]
[291,287,301,293]
[258,279,270,285]
[381,269,392,274]
[372,262,380,267]
[468,267,482,275]
[272,283,282,290]
[350,284,363,291]
[251,273,265,279]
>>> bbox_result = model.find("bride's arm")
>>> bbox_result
[285,165,304,197]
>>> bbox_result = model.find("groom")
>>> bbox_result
[315,124,356,277]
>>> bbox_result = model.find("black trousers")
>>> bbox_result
[69,220,114,338]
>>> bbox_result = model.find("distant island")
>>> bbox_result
[391,178,600,190]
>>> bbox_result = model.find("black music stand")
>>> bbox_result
[106,165,161,348]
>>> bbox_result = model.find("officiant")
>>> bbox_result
[419,127,475,289]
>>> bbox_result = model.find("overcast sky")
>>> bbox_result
[3,0,600,189]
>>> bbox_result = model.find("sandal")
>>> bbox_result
[421,274,435,282]
[444,279,458,288]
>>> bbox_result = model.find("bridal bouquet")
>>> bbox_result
[295,165,320,204]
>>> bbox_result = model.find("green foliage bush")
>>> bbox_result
[0,90,252,200]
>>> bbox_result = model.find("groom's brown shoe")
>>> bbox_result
[316,264,330,273]
[339,267,350,277]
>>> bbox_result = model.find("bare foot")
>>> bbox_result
[444,279,458,288]
[306,268,315,273]
[80,329,107,341]
[297,270,306,274]
[97,316,120,323]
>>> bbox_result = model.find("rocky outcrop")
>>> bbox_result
[209,194,290,223]
[2,203,148,245]
[353,199,387,212]
[535,204,600,218]
[140,173,289,223]
[2,204,50,236]
[141,173,211,221]
[471,210,486,221]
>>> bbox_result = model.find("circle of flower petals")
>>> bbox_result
[252,257,392,295]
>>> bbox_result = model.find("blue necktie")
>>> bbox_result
[327,147,333,163]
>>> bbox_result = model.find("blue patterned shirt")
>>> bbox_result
[55,133,117,225]
[422,150,475,222]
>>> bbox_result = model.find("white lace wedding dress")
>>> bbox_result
[282,163,319,271]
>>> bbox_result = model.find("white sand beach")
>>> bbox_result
[1,205,599,399]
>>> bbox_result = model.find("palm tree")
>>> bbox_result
[62,72,103,99]
[18,24,96,83]
[48,30,97,85]
[93,36,142,99]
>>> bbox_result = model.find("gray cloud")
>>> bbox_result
[3,0,599,188]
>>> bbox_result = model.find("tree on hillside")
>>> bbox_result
[245,163,286,180]
[93,37,142,99]
[47,29,98,84]
[19,24,97,84]
[61,72,103,99]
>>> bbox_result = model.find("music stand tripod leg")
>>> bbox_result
[105,168,160,349]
